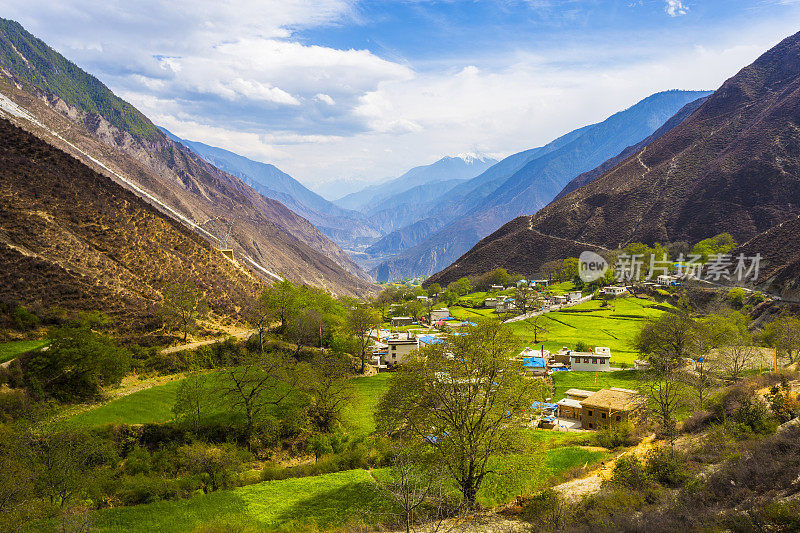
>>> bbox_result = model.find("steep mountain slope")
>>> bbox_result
[0,118,263,327]
[427,31,800,287]
[553,95,709,200]
[365,179,466,235]
[165,132,381,250]
[375,90,711,281]
[334,154,497,212]
[0,18,374,294]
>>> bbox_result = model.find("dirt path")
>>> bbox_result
[552,435,657,502]
[161,328,255,354]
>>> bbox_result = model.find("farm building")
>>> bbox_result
[484,297,499,308]
[391,316,414,327]
[580,388,644,430]
[429,308,451,322]
[569,349,612,372]
[556,388,595,420]
[600,286,627,297]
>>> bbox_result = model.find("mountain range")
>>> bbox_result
[372,89,712,281]
[0,17,375,301]
[427,30,800,298]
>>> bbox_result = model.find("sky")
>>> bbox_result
[2,0,800,198]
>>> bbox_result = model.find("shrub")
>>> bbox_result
[644,446,689,487]
[11,305,40,331]
[609,455,649,489]
[594,422,635,449]
[177,442,247,492]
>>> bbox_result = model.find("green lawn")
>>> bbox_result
[551,369,640,401]
[66,377,188,427]
[0,339,48,364]
[93,469,392,533]
[479,445,607,506]
[507,297,670,365]
[448,306,497,320]
[342,374,391,435]
[67,372,392,432]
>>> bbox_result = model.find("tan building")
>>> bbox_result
[391,316,414,327]
[556,389,595,420]
[580,388,644,430]
[382,333,419,367]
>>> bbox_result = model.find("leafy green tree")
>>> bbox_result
[24,324,130,402]
[426,283,442,299]
[172,373,210,432]
[161,281,209,342]
[726,288,747,309]
[634,310,697,374]
[260,279,298,332]
[245,291,276,352]
[761,314,800,364]
[177,442,244,492]
[347,304,381,374]
[446,277,473,297]
[304,352,354,431]
[377,321,547,506]
[691,233,737,262]
[216,351,300,449]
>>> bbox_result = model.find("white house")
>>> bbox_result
[569,349,612,372]
[430,308,450,321]
[656,275,679,286]
[567,291,583,302]
[496,298,516,313]
[532,279,550,287]
[601,286,627,297]
[382,333,419,367]
[484,297,499,308]
[552,295,568,305]
[490,284,504,291]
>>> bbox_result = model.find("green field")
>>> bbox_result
[93,443,605,532]
[479,445,607,506]
[342,374,391,435]
[0,339,48,364]
[507,297,670,365]
[67,373,391,432]
[93,469,392,533]
[67,377,188,427]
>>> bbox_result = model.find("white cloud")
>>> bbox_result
[1,0,797,190]
[665,0,689,16]
[315,93,336,105]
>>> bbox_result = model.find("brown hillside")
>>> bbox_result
[429,30,800,287]
[0,117,263,327]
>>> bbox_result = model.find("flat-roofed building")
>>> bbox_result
[580,388,644,430]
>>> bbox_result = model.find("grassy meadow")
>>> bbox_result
[507,297,670,365]
[0,339,48,364]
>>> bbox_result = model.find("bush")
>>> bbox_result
[644,446,689,487]
[594,422,635,449]
[11,305,40,331]
[608,455,649,489]
[177,442,247,492]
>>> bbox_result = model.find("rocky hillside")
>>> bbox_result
[427,31,800,288]
[0,118,263,327]
[0,18,374,295]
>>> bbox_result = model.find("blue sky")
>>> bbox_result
[2,1,800,197]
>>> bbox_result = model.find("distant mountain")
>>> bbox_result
[427,31,800,289]
[334,154,497,212]
[375,89,712,281]
[0,17,375,295]
[162,132,380,250]
[0,117,262,327]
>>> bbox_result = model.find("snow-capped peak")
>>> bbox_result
[452,152,493,164]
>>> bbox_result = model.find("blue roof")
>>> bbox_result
[461,321,477,326]
[532,401,559,410]
[523,357,546,368]
[550,367,570,372]
[418,335,443,345]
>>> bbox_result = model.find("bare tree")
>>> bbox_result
[713,344,756,381]
[245,291,275,352]
[640,370,686,439]
[375,446,461,533]
[172,373,210,431]
[514,286,542,315]
[216,351,299,449]
[526,313,549,343]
